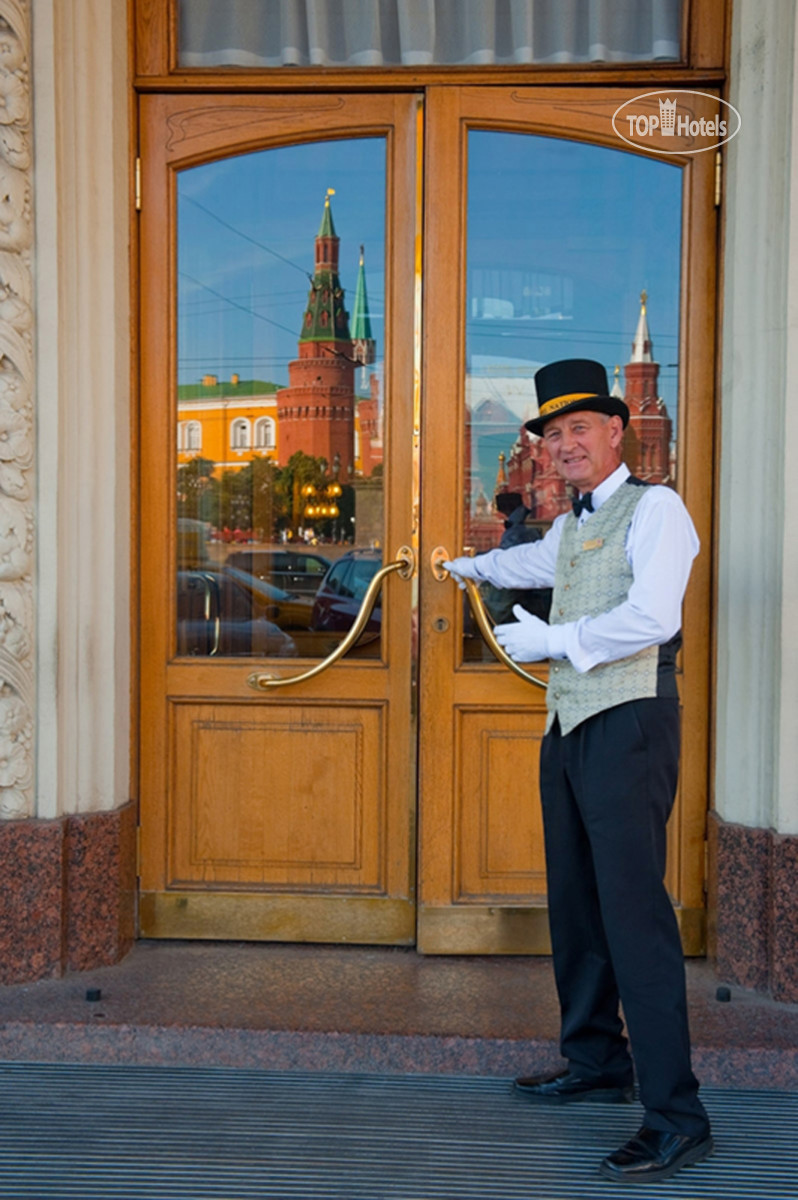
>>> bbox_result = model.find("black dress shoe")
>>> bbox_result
[514,1068,634,1104]
[599,1126,714,1182]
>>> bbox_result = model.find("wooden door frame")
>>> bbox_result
[131,0,728,951]
[135,85,718,952]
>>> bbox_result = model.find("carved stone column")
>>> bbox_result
[0,0,134,984]
[0,1,34,822]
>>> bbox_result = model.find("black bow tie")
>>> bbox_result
[572,492,594,517]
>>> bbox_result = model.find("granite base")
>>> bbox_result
[709,811,798,1002]
[0,802,135,984]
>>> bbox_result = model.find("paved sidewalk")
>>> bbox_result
[1,942,797,1088]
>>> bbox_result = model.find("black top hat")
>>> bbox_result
[525,358,629,437]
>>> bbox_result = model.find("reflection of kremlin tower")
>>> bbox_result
[621,291,672,483]
[351,245,382,477]
[276,191,378,474]
[177,196,382,482]
[469,293,675,543]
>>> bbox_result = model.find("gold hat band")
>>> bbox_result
[538,391,599,419]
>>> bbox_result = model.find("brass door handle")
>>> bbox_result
[429,546,450,582]
[247,546,415,690]
[464,578,547,690]
[431,546,547,690]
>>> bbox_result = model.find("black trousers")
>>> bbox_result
[540,698,710,1138]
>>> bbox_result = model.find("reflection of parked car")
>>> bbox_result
[220,565,314,629]
[225,550,331,596]
[310,551,382,634]
[177,517,211,568]
[177,571,298,657]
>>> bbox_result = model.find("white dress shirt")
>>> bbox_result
[472,464,700,673]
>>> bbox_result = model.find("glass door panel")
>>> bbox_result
[175,139,388,661]
[463,131,682,659]
[176,0,683,69]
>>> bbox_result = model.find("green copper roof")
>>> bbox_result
[299,280,351,344]
[177,379,280,401]
[350,248,373,342]
[318,192,337,238]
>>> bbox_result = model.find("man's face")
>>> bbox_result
[541,409,624,494]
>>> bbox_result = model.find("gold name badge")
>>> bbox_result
[582,537,604,551]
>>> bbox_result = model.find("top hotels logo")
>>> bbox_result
[659,97,677,133]
[612,91,741,155]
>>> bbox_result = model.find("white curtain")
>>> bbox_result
[178,0,681,68]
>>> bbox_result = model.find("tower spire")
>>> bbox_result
[630,290,653,363]
[351,244,376,367]
[318,187,337,237]
[611,364,624,399]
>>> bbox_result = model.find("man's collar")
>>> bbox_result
[580,463,629,514]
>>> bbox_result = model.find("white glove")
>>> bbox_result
[494,604,551,663]
[443,556,482,590]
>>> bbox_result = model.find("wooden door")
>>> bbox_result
[138,94,419,941]
[138,88,715,953]
[417,87,715,954]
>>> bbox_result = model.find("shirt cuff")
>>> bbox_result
[545,622,569,660]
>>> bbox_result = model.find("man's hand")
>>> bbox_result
[443,556,482,590]
[494,605,551,662]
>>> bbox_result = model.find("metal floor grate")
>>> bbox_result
[0,1062,794,1199]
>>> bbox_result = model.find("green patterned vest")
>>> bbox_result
[547,480,660,735]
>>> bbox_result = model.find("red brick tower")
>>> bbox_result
[276,190,356,473]
[357,372,383,477]
[622,291,673,483]
[506,428,569,522]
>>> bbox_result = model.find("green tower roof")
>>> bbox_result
[317,190,337,238]
[350,247,373,342]
[300,193,351,344]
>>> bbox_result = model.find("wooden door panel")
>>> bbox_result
[455,708,547,903]
[169,702,386,891]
